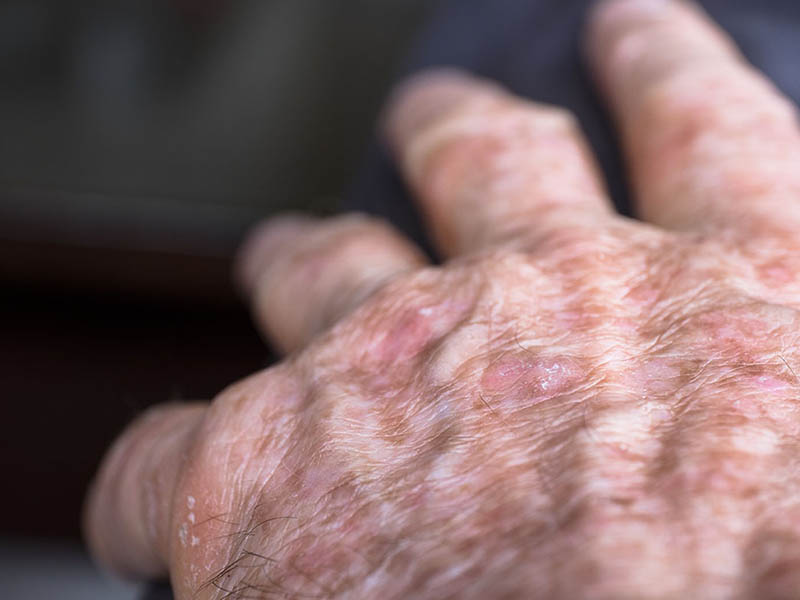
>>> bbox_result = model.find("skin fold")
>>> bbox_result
[84,1,800,598]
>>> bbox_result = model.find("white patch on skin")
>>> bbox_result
[426,323,489,385]
[538,360,570,392]
[188,512,196,524]
[429,452,457,483]
[178,523,188,547]
[731,426,779,455]
[419,307,434,316]
[187,495,196,509]
[584,404,662,462]
[191,536,200,547]
[636,359,682,395]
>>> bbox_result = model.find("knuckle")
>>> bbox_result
[170,368,306,585]
[529,224,610,259]
[322,266,477,374]
[195,367,303,480]
[204,366,299,432]
[408,99,583,190]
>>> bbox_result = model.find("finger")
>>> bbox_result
[84,403,206,579]
[236,213,427,354]
[587,0,800,234]
[383,69,615,257]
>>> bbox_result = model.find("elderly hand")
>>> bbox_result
[85,1,800,597]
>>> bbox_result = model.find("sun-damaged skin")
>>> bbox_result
[85,1,800,598]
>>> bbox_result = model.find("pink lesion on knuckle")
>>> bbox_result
[480,352,583,408]
[353,280,477,371]
[373,305,438,364]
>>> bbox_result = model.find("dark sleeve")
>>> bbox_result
[342,0,800,254]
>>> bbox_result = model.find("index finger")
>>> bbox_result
[84,403,206,579]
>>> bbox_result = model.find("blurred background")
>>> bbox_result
[0,0,431,596]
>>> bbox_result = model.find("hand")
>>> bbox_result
[85,1,800,597]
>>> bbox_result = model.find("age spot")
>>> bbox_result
[681,306,774,357]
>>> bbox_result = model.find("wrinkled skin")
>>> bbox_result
[85,1,800,598]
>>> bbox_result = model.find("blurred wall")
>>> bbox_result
[1,0,432,295]
[0,0,432,539]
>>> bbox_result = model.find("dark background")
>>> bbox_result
[1,0,432,544]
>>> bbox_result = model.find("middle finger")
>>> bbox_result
[384,70,617,257]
